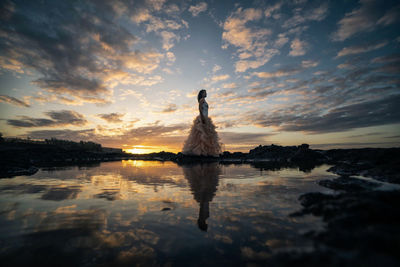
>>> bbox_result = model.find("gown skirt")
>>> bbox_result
[182,115,221,157]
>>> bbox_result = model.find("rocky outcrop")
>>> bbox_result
[280,175,400,266]
[247,144,326,163]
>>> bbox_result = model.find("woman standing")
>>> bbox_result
[182,89,221,157]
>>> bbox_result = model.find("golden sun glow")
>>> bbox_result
[123,145,171,154]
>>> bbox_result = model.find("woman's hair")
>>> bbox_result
[197,89,206,102]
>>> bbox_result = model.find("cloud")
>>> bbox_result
[377,4,400,26]
[97,113,125,123]
[301,60,319,68]
[212,65,221,73]
[331,0,398,41]
[188,2,208,17]
[7,110,87,128]
[166,52,176,63]
[129,1,188,51]
[336,41,388,57]
[0,95,30,107]
[222,83,237,89]
[244,83,400,133]
[253,66,302,79]
[120,51,164,74]
[274,34,289,48]
[210,74,230,83]
[265,2,283,18]
[222,7,275,72]
[24,129,97,140]
[25,121,189,150]
[0,1,168,105]
[371,54,400,64]
[219,131,274,146]
[331,0,379,41]
[161,104,177,113]
[160,31,180,50]
[283,3,329,29]
[215,91,237,98]
[289,38,308,56]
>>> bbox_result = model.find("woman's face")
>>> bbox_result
[203,91,207,98]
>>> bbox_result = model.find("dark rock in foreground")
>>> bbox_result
[325,148,400,184]
[281,175,400,266]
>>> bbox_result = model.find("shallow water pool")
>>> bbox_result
[0,160,337,266]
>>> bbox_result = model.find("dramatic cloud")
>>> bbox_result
[97,113,125,123]
[25,121,189,149]
[24,129,97,141]
[1,1,399,151]
[247,94,400,133]
[222,7,277,72]
[130,0,188,51]
[189,2,208,17]
[0,1,165,105]
[7,110,87,128]
[336,41,388,57]
[0,95,30,107]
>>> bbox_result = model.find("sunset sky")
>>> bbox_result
[0,0,399,153]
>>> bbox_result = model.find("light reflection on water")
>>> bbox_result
[0,160,336,266]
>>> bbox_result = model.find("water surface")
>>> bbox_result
[0,160,337,266]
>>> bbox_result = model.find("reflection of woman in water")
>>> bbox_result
[182,89,221,157]
[182,163,220,231]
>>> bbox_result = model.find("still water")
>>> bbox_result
[0,160,337,266]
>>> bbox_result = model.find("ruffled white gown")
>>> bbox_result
[182,99,221,157]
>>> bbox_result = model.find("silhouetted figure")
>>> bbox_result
[182,163,220,231]
[182,89,221,157]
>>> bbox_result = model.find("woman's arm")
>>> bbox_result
[199,98,206,123]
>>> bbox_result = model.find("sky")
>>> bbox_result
[0,0,399,153]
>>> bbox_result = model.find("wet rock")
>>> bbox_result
[288,189,400,266]
[0,166,38,178]
[318,177,381,192]
[326,148,400,184]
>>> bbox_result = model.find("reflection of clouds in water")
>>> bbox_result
[0,161,331,265]
[0,204,161,266]
[41,186,81,201]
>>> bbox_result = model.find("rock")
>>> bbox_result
[318,177,381,192]
[288,189,400,266]
[0,166,38,178]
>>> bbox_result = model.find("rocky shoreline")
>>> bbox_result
[1,142,399,183]
[267,177,400,266]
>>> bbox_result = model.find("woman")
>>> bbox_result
[182,89,221,157]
